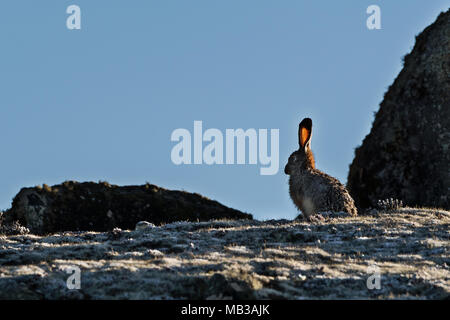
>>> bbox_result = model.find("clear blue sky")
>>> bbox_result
[0,1,448,219]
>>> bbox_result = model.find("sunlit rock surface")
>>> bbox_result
[0,208,448,299]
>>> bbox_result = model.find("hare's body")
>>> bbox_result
[288,166,357,218]
[285,118,357,220]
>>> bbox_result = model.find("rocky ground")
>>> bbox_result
[0,207,448,299]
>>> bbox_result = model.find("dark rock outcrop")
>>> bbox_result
[347,10,450,210]
[2,181,252,235]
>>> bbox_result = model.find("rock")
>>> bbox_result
[347,10,450,210]
[0,209,448,299]
[2,181,252,235]
[0,220,30,236]
[135,221,156,231]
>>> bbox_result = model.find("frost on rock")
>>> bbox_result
[0,208,449,300]
[135,221,156,231]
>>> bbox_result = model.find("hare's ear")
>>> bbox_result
[298,118,312,150]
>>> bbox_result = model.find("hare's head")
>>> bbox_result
[284,118,315,175]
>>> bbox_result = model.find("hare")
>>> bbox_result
[284,118,357,220]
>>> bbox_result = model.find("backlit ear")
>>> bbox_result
[298,118,312,149]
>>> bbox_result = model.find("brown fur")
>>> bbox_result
[285,118,357,220]
[305,149,315,169]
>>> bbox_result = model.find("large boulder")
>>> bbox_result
[347,10,450,210]
[2,181,252,234]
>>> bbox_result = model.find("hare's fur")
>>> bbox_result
[285,118,357,220]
